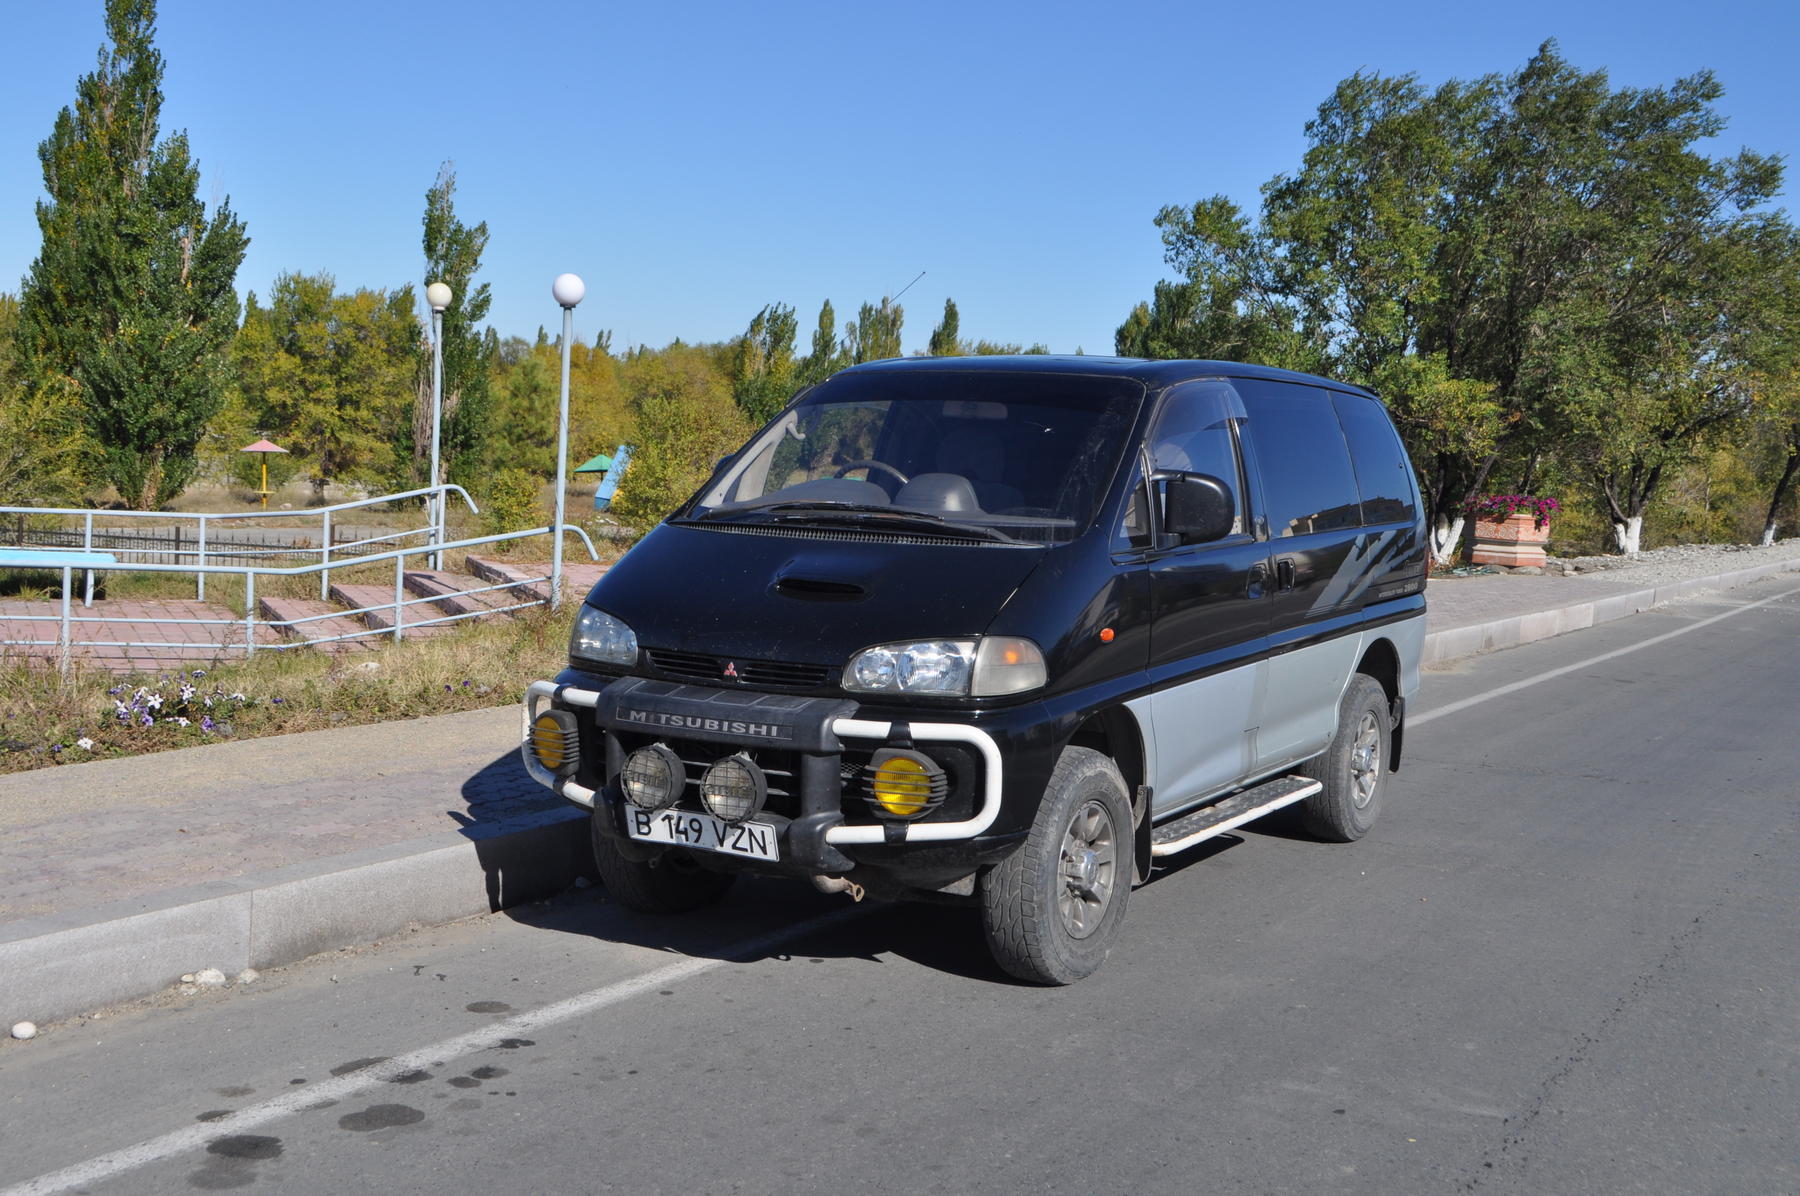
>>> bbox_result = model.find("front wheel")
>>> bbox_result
[980,747,1132,985]
[591,813,736,913]
[1295,674,1392,842]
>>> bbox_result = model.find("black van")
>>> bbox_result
[523,357,1427,983]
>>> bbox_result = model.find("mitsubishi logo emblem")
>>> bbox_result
[722,661,740,680]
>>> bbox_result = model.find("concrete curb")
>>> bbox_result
[7,555,1800,1028]
[1419,557,1800,665]
[1,808,591,1028]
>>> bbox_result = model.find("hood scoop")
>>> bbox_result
[771,555,873,602]
[773,575,867,602]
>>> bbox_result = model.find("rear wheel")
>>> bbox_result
[1295,674,1391,842]
[980,747,1132,985]
[591,813,736,913]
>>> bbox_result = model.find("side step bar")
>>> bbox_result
[1149,774,1322,858]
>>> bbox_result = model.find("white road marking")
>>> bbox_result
[1412,582,1800,729]
[2,906,866,1196]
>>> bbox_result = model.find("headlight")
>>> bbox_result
[842,637,1045,697]
[570,606,638,667]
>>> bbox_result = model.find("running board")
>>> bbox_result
[1149,775,1322,857]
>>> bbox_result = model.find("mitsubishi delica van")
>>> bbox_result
[522,357,1427,984]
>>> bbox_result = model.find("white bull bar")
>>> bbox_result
[522,681,1004,844]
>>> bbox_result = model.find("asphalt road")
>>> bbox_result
[3,577,1797,1195]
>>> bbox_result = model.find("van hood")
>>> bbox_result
[583,522,1048,667]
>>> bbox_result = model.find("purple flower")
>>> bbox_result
[201,716,215,733]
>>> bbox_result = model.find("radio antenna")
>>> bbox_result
[891,270,925,303]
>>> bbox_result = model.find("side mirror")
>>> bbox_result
[1162,473,1235,545]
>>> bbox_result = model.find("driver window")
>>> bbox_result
[1150,382,1246,536]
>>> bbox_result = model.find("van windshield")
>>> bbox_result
[681,370,1144,545]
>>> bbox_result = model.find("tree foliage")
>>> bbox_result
[15,0,248,508]
[730,303,798,424]
[233,273,419,501]
[609,346,752,533]
[1122,42,1794,556]
[845,297,904,364]
[415,163,495,487]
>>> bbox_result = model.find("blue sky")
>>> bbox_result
[2,1,1794,357]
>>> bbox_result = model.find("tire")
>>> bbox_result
[590,812,736,913]
[1295,674,1391,842]
[980,747,1133,985]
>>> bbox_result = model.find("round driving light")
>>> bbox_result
[620,743,684,810]
[866,749,948,820]
[530,710,579,777]
[700,754,767,823]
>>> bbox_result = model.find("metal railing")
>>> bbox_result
[0,484,478,604]
[0,523,599,676]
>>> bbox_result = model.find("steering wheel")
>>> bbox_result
[833,460,911,486]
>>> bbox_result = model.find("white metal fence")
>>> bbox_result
[0,484,480,604]
[0,488,597,674]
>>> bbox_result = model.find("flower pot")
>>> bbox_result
[1470,512,1550,568]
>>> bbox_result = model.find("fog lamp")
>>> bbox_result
[621,743,685,810]
[700,754,767,823]
[530,710,579,777]
[866,749,947,820]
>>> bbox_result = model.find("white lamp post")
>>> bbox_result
[425,281,453,569]
[550,272,585,611]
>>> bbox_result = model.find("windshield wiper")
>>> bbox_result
[697,501,1019,543]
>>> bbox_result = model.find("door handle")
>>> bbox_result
[1275,557,1297,591]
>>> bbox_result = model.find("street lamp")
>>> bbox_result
[425,281,453,568]
[550,272,585,611]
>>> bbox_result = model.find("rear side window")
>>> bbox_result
[1331,391,1417,525]
[1232,378,1361,537]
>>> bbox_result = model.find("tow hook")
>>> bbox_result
[811,874,866,902]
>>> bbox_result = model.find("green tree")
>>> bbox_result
[1122,42,1792,558]
[234,273,419,502]
[845,297,904,363]
[414,163,494,486]
[0,294,96,505]
[609,346,751,534]
[15,0,248,508]
[796,300,846,386]
[730,303,799,424]
[928,298,963,356]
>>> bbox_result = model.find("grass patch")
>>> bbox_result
[0,607,572,774]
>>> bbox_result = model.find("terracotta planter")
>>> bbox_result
[1470,512,1550,568]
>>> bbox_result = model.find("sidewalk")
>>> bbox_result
[6,553,1800,1028]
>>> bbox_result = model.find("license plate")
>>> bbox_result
[624,807,781,862]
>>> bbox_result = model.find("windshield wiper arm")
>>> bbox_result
[764,506,1020,543]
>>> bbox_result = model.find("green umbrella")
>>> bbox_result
[573,452,614,474]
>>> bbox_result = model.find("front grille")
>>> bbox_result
[646,649,833,691]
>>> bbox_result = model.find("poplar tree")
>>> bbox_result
[16,0,248,508]
[928,298,963,356]
[414,163,494,484]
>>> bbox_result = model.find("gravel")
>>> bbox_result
[1543,537,1800,587]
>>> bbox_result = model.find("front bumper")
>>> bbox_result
[522,676,1012,876]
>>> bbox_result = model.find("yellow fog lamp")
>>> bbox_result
[530,710,580,777]
[699,754,767,823]
[620,743,685,810]
[865,749,948,820]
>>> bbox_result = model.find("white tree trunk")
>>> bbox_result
[1761,520,1778,548]
[1612,515,1643,557]
[1430,514,1465,566]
